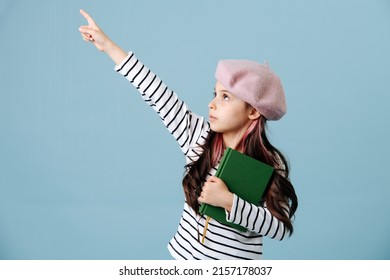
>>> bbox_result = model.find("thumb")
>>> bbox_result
[207,176,219,183]
[79,26,99,39]
[79,26,95,33]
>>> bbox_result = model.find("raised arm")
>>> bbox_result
[78,9,127,65]
[78,9,210,158]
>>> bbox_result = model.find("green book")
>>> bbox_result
[199,148,274,232]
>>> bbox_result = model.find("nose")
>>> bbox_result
[209,99,216,110]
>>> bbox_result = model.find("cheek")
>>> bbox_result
[227,105,248,123]
[214,102,249,128]
[221,113,246,130]
[229,115,246,127]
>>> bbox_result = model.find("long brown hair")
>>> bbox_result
[182,115,298,235]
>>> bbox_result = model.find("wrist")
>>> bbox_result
[104,40,128,66]
[223,192,234,213]
[103,39,116,53]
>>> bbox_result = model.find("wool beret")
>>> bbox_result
[215,59,286,120]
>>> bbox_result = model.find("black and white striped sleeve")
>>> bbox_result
[225,194,289,241]
[114,52,209,155]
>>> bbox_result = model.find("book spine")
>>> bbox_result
[214,148,231,178]
[199,148,231,215]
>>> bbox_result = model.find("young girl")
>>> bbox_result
[79,9,297,260]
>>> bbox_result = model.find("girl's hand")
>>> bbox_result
[79,9,111,52]
[198,176,234,212]
[78,9,127,65]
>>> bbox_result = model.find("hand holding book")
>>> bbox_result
[199,148,274,238]
[198,176,234,213]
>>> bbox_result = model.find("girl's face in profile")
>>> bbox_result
[209,81,258,137]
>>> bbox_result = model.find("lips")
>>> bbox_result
[209,115,217,121]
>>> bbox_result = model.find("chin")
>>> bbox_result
[209,124,220,133]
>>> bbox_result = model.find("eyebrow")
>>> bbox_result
[214,87,231,94]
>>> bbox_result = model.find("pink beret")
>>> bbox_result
[215,59,286,120]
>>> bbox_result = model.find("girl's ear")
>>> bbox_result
[248,107,261,120]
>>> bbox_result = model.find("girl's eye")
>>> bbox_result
[212,91,229,101]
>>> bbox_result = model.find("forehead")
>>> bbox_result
[215,80,229,92]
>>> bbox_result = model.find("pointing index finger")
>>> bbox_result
[80,9,97,26]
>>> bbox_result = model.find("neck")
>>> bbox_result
[222,123,251,152]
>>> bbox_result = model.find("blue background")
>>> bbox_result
[1,0,389,260]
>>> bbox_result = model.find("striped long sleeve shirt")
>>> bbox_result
[115,52,289,260]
